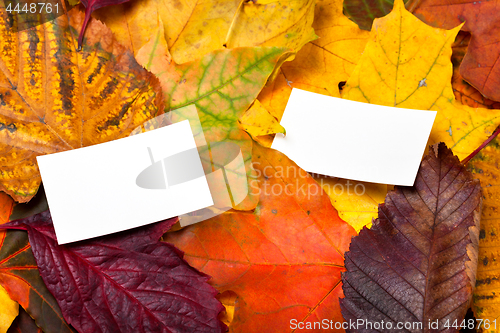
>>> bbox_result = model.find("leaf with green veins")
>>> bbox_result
[136,24,292,210]
[341,0,500,161]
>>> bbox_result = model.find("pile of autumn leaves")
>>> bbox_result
[0,0,500,331]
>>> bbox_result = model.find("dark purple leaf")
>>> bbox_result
[340,143,482,332]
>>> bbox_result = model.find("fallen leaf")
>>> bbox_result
[237,100,285,146]
[0,213,225,333]
[135,24,290,210]
[465,137,500,327]
[164,144,356,332]
[342,0,402,30]
[7,307,42,333]
[257,0,369,123]
[412,0,500,102]
[0,6,163,202]
[451,32,500,109]
[341,143,481,330]
[0,229,74,333]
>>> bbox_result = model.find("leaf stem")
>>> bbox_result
[461,124,500,165]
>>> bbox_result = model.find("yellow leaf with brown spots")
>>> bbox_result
[0,7,164,202]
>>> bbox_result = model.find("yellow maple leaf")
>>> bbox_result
[257,0,370,120]
[342,0,500,326]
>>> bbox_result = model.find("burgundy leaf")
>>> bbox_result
[1,212,226,333]
[340,143,481,332]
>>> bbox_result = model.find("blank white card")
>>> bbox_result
[271,89,437,186]
[37,120,213,244]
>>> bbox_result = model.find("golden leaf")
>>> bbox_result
[0,7,164,202]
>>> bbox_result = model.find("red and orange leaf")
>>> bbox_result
[341,143,481,331]
[164,144,357,332]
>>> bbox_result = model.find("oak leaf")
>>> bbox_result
[341,143,481,330]
[411,0,500,101]
[0,6,164,202]
[0,213,225,333]
[164,144,357,332]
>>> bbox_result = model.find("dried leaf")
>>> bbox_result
[0,213,225,333]
[412,0,500,101]
[164,144,356,332]
[341,143,481,331]
[258,0,369,126]
[0,6,163,202]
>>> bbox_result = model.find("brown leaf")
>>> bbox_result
[0,6,164,202]
[341,143,481,331]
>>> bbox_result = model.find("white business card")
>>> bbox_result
[271,89,437,186]
[37,120,214,244]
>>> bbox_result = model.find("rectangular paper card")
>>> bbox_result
[37,120,214,244]
[271,89,437,186]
